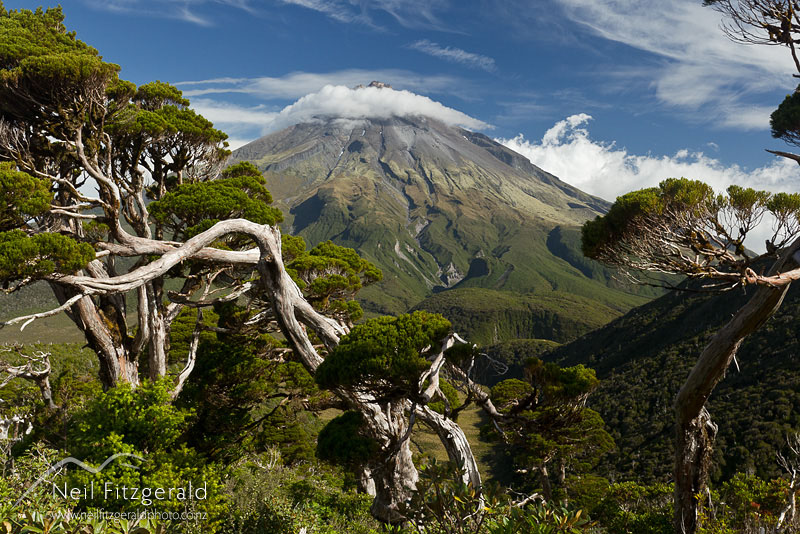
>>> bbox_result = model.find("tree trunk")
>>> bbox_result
[72,293,139,388]
[673,244,797,533]
[674,407,717,533]
[358,467,376,496]
[539,464,553,501]
[50,272,139,390]
[416,405,482,488]
[361,400,418,524]
[146,281,169,380]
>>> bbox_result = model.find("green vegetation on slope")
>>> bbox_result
[411,287,626,346]
[543,280,800,484]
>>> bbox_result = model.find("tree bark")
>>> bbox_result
[416,405,482,489]
[674,407,717,534]
[73,294,139,388]
[539,464,553,501]
[146,281,169,380]
[361,400,418,524]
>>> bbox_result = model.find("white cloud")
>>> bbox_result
[84,0,255,25]
[88,0,447,28]
[188,85,490,146]
[279,0,450,29]
[189,98,278,147]
[278,0,370,24]
[265,84,490,132]
[498,114,800,202]
[176,69,477,101]
[553,0,794,129]
[190,99,277,126]
[499,113,800,251]
[409,40,496,72]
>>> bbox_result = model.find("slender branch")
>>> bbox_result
[170,308,203,401]
[0,292,89,331]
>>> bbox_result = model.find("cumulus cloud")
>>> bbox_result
[498,114,800,201]
[265,84,490,132]
[409,40,496,72]
[498,114,800,250]
[552,0,793,129]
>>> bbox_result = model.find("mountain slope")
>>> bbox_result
[544,280,800,483]
[233,112,651,317]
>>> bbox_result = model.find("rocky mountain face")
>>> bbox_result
[232,112,650,319]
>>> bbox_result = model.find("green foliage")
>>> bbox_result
[548,278,800,484]
[68,380,189,457]
[0,5,120,129]
[491,378,533,408]
[478,339,562,386]
[488,359,613,497]
[281,233,307,261]
[532,362,599,400]
[581,187,660,258]
[726,185,770,218]
[0,162,51,230]
[220,161,259,180]
[770,87,800,146]
[428,378,463,415]
[487,503,597,534]
[581,178,717,258]
[0,230,95,282]
[219,458,380,534]
[110,83,227,157]
[287,240,382,322]
[402,459,498,533]
[580,176,800,288]
[0,443,170,533]
[412,288,624,347]
[64,379,227,526]
[147,165,282,240]
[766,191,800,230]
[316,411,378,467]
[589,481,673,534]
[698,474,796,533]
[173,306,323,465]
[134,80,190,109]
[402,459,598,534]
[315,311,451,394]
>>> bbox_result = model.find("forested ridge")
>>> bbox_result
[544,278,800,484]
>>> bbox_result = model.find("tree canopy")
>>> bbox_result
[582,178,800,290]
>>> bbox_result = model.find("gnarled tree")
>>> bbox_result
[582,178,800,533]
[487,360,614,502]
[0,4,486,522]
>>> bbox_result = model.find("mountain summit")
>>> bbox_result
[354,81,393,89]
[233,99,649,322]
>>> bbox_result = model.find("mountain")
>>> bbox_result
[232,93,655,327]
[543,280,800,484]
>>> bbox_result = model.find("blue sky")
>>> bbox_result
[6,0,800,204]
